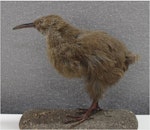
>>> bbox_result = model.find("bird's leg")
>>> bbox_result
[64,100,102,128]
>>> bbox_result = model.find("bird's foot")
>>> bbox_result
[64,113,93,128]
[64,101,103,128]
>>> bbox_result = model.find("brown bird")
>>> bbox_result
[13,15,138,127]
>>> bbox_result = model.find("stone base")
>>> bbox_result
[19,109,138,129]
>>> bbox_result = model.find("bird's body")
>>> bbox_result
[45,22,137,101]
[13,15,138,127]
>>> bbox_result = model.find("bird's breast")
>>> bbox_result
[46,45,86,78]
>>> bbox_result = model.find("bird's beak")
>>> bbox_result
[13,22,35,30]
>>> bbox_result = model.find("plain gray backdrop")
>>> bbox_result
[1,1,149,114]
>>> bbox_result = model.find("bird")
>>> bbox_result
[13,15,138,127]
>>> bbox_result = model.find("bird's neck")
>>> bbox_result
[59,24,81,40]
[46,24,81,48]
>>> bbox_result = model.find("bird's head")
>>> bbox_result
[13,15,67,35]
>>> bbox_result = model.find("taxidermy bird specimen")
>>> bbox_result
[13,15,138,127]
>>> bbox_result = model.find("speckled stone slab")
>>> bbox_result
[19,109,138,129]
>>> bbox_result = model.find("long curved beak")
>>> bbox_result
[13,22,35,30]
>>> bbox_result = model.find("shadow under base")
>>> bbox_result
[19,109,138,129]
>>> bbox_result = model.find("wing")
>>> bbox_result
[76,32,120,72]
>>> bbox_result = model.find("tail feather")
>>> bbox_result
[125,52,139,65]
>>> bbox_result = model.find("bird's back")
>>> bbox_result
[77,31,138,86]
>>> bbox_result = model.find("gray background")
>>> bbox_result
[1,1,149,114]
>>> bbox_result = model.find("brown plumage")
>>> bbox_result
[13,15,138,127]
